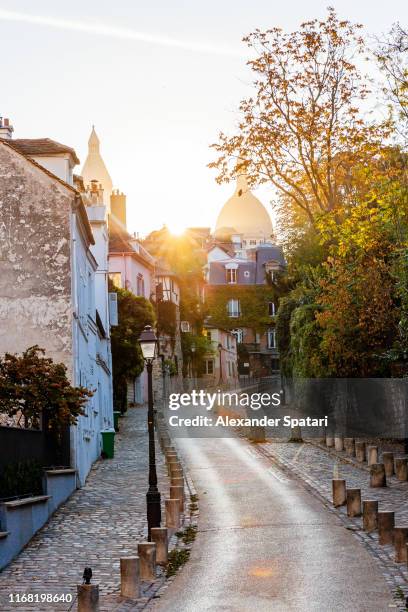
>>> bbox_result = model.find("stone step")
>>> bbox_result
[3,495,51,509]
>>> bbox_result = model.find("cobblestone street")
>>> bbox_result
[0,407,172,612]
[256,438,408,605]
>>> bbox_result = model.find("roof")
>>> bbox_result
[9,138,80,164]
[109,214,155,269]
[155,265,178,278]
[0,138,94,245]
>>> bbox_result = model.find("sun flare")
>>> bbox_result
[166,220,187,236]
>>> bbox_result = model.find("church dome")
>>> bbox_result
[215,174,273,239]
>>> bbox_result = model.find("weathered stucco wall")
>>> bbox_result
[0,143,73,373]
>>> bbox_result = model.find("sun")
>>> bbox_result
[166,219,187,236]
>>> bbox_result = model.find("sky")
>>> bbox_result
[1,1,408,237]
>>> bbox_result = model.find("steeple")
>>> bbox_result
[81,126,113,208]
[88,125,100,152]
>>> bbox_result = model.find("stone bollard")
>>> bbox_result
[346,488,361,517]
[394,527,408,563]
[395,458,408,481]
[344,438,355,457]
[171,468,184,480]
[138,542,156,581]
[370,463,386,487]
[334,436,344,452]
[250,425,266,442]
[166,456,178,468]
[378,511,395,545]
[120,557,141,599]
[171,475,185,489]
[151,528,168,565]
[362,500,378,532]
[367,446,378,466]
[355,441,366,463]
[168,461,181,477]
[332,479,346,507]
[326,435,334,448]
[77,585,99,612]
[382,452,394,477]
[288,426,302,442]
[165,498,180,529]
[170,485,184,512]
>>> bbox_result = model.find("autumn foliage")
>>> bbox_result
[211,8,408,378]
[0,345,92,432]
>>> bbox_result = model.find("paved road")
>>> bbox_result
[152,435,394,612]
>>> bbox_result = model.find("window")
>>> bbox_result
[250,239,257,246]
[267,329,277,349]
[206,330,212,341]
[227,299,240,317]
[232,328,244,343]
[205,360,214,375]
[268,302,276,316]
[136,273,145,297]
[226,268,237,284]
[244,270,250,278]
[109,272,122,288]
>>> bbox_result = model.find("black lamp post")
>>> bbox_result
[139,325,161,540]
[191,342,196,382]
[218,342,223,384]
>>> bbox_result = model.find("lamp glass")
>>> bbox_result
[140,341,156,360]
[139,325,157,361]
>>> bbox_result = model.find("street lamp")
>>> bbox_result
[139,325,161,539]
[191,342,196,381]
[218,342,223,384]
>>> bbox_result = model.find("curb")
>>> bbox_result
[253,442,406,610]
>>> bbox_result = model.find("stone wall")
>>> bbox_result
[0,143,73,373]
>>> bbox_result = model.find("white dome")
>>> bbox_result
[215,175,273,239]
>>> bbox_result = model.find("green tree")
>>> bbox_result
[0,345,91,439]
[110,285,155,412]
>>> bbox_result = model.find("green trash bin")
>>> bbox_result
[113,411,121,432]
[101,429,115,458]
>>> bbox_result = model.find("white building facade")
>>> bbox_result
[0,120,114,486]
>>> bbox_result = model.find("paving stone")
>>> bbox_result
[256,439,408,610]
[0,407,174,611]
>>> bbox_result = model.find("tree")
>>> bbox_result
[375,24,408,144]
[210,8,387,223]
[110,284,155,411]
[0,345,91,436]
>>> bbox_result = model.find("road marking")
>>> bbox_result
[267,466,289,483]
[292,444,305,463]
[244,448,260,460]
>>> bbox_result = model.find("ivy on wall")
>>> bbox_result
[157,300,177,350]
[204,285,277,332]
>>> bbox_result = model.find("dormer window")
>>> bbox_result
[226,268,237,284]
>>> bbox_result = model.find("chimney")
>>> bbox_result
[110,189,127,227]
[0,117,14,140]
